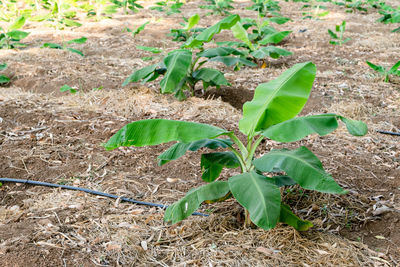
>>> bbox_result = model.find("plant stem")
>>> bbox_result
[228,133,248,159]
[246,136,263,166]
[227,146,246,173]
[244,209,251,227]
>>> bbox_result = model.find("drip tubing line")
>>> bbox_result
[0,178,208,217]
[377,130,400,136]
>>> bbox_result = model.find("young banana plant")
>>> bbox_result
[328,21,351,46]
[104,62,367,231]
[0,15,30,49]
[366,60,400,82]
[123,15,256,100]
[218,17,292,66]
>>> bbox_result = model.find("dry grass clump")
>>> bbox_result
[23,189,388,267]
[61,85,241,125]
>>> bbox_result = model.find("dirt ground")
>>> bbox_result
[1,0,400,266]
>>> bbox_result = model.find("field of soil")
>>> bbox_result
[1,0,400,266]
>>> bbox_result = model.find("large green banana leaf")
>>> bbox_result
[192,68,231,89]
[201,152,240,182]
[229,171,281,230]
[253,146,346,194]
[185,14,240,48]
[104,119,230,150]
[164,181,230,224]
[261,114,367,142]
[239,62,316,136]
[160,49,192,93]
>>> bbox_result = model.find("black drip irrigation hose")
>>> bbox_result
[0,178,208,217]
[377,130,400,136]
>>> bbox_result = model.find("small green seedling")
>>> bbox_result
[200,0,234,16]
[150,1,183,16]
[0,63,10,84]
[42,37,87,56]
[111,0,143,14]
[301,0,330,20]
[125,21,150,38]
[83,0,118,21]
[366,60,400,82]
[105,62,368,231]
[377,6,400,32]
[328,21,351,45]
[31,0,82,29]
[334,0,368,13]
[124,15,256,100]
[0,15,30,49]
[247,0,282,17]
[60,84,77,94]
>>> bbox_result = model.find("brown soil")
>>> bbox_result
[1,0,400,266]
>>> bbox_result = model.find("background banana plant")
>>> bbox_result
[366,60,400,82]
[123,15,256,100]
[0,15,30,49]
[217,17,292,65]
